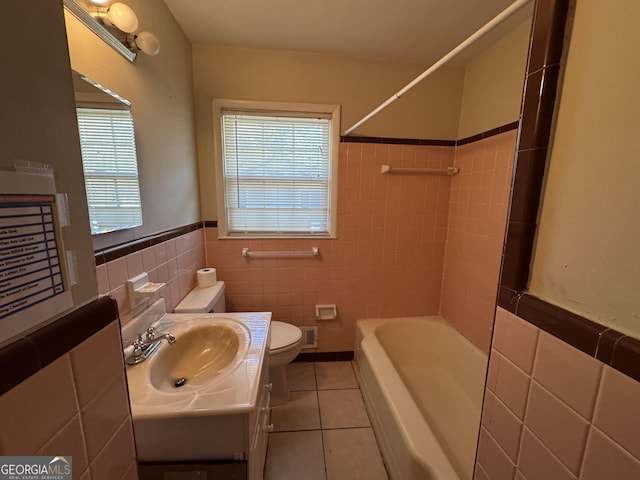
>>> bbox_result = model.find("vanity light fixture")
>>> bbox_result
[93,2,139,33]
[64,0,161,61]
[127,31,161,56]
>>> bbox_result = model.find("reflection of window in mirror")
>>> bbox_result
[72,72,143,235]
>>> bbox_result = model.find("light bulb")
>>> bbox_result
[133,31,160,56]
[106,2,138,33]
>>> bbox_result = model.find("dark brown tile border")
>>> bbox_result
[506,294,640,383]
[341,135,455,147]
[500,0,571,294]
[456,121,520,146]
[294,351,355,362]
[517,295,606,356]
[95,222,204,265]
[204,221,218,228]
[0,296,119,395]
[341,121,519,149]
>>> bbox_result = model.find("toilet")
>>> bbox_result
[268,320,303,406]
[174,280,303,406]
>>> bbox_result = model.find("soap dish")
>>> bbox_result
[127,272,166,308]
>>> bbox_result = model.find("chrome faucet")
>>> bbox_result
[126,326,176,365]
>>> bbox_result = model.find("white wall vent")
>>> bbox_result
[299,326,318,349]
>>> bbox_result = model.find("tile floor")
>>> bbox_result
[265,361,388,480]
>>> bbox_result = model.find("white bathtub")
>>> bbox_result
[355,316,488,480]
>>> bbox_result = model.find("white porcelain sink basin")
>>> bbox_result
[149,323,246,392]
[124,306,270,418]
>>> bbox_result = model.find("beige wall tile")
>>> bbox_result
[474,463,491,480]
[581,427,640,480]
[0,355,78,454]
[36,414,89,477]
[476,427,516,480]
[593,366,640,459]
[106,257,128,291]
[123,461,140,480]
[524,382,589,474]
[482,391,523,462]
[125,252,144,278]
[493,308,539,374]
[70,321,125,407]
[517,428,576,480]
[532,331,602,419]
[487,350,531,419]
[81,373,130,459]
[96,264,109,296]
[89,418,136,480]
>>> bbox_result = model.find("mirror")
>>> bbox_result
[72,71,143,235]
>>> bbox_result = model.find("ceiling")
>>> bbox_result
[163,0,533,65]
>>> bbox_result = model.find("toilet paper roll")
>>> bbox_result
[197,268,217,287]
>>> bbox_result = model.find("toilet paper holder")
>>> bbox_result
[315,304,337,320]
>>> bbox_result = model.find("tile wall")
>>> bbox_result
[441,131,517,352]
[204,141,455,351]
[476,307,640,480]
[96,229,206,324]
[204,132,516,353]
[0,321,137,480]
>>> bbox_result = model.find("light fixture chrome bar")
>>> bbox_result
[63,0,136,62]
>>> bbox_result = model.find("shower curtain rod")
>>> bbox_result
[343,0,533,136]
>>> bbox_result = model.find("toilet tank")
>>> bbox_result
[174,281,226,313]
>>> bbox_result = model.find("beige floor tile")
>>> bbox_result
[287,362,317,391]
[323,428,388,480]
[316,361,358,390]
[271,390,321,432]
[265,430,326,480]
[319,389,370,429]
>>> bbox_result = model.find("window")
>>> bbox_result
[213,100,340,238]
[76,107,143,235]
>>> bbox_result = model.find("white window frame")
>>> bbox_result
[212,99,340,239]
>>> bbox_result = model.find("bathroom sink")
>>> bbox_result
[122,301,271,464]
[124,307,270,417]
[148,323,246,392]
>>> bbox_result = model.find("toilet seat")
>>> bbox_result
[270,321,302,354]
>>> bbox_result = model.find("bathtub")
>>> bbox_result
[354,316,488,480]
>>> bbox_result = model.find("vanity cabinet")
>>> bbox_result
[137,350,272,480]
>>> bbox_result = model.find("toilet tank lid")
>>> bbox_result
[174,281,225,313]
[270,321,302,351]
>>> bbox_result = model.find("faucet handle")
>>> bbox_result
[145,326,156,341]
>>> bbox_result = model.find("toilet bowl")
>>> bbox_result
[269,321,303,406]
[175,281,303,405]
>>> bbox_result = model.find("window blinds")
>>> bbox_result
[76,108,143,235]
[221,112,332,235]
